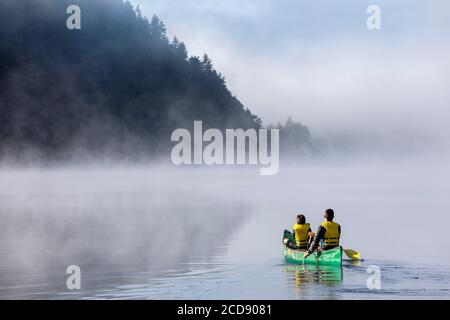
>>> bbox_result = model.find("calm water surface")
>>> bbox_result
[0,165,449,299]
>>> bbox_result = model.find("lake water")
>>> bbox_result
[0,163,449,299]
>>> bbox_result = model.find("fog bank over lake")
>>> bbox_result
[1,157,449,265]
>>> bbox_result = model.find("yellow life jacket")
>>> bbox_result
[293,223,310,247]
[321,221,340,246]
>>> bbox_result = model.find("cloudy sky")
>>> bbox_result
[133,0,450,153]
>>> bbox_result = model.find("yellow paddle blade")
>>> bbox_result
[344,248,361,261]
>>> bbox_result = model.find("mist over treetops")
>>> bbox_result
[0,0,311,162]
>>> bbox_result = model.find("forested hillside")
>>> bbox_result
[0,0,262,160]
[0,0,312,162]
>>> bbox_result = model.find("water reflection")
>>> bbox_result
[285,264,343,290]
[0,181,251,299]
[346,260,362,267]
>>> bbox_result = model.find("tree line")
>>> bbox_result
[0,0,311,162]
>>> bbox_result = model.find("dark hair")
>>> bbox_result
[324,209,334,221]
[296,214,306,224]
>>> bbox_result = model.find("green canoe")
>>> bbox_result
[283,230,342,266]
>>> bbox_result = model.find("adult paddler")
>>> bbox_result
[304,209,341,258]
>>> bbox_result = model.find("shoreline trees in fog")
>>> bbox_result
[0,0,312,163]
